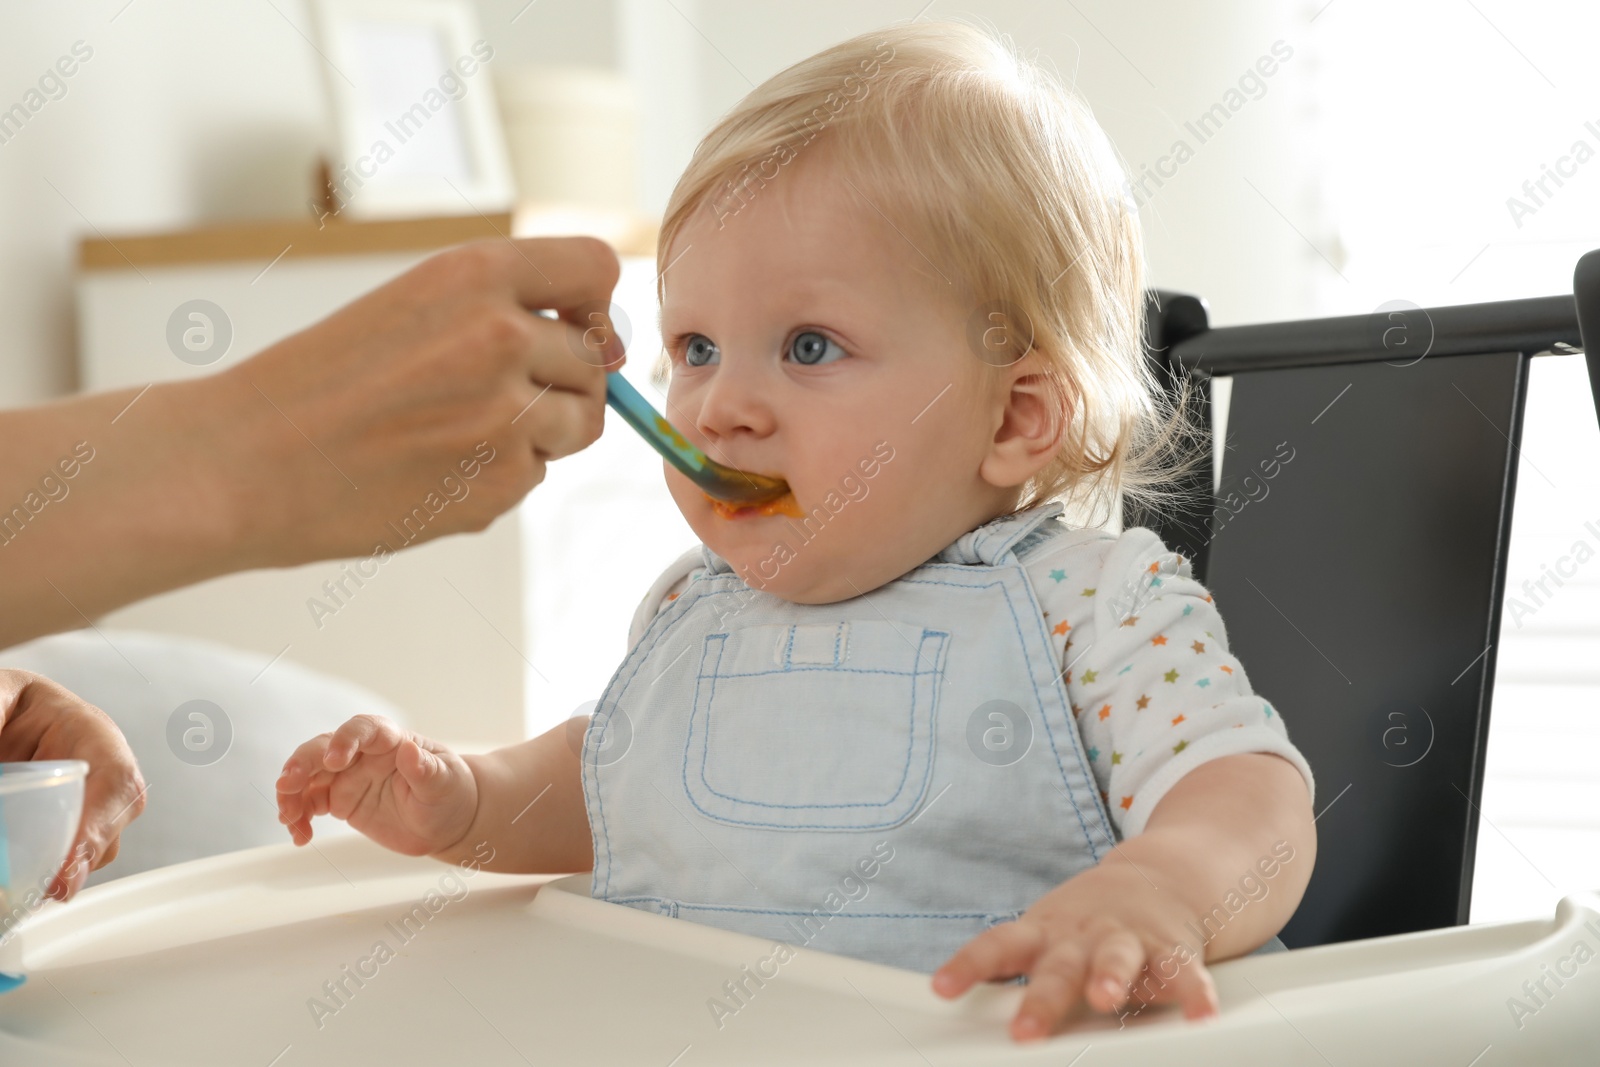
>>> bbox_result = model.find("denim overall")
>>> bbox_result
[582,501,1130,974]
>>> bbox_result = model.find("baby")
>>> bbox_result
[277,21,1316,1042]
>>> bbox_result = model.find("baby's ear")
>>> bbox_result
[978,359,1068,490]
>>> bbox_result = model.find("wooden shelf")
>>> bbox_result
[78,210,658,273]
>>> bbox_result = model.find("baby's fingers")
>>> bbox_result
[1116,943,1219,1023]
[278,731,335,792]
[1156,950,1219,1020]
[394,737,463,806]
[276,779,318,845]
[276,734,332,825]
[1010,940,1093,1040]
[1083,929,1145,1013]
[932,921,1045,998]
[276,730,350,841]
[323,713,404,770]
[276,772,329,845]
[283,810,314,845]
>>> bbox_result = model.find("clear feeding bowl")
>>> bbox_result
[0,760,87,993]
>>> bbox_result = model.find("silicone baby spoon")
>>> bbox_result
[605,372,790,506]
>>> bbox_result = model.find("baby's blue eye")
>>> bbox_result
[683,334,719,367]
[788,331,846,366]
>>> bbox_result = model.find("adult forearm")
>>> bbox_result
[0,237,623,650]
[1103,752,1316,960]
[0,373,259,647]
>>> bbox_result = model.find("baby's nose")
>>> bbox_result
[693,359,778,442]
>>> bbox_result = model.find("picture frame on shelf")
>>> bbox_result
[309,0,515,222]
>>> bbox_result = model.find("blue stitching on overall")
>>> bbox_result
[582,502,1278,972]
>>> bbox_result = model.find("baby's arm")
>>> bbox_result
[933,529,1317,1040]
[276,714,591,875]
[1110,750,1314,959]
[934,752,1313,1039]
[432,719,593,873]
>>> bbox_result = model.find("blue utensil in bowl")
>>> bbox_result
[0,760,88,993]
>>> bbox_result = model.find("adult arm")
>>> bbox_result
[0,236,623,648]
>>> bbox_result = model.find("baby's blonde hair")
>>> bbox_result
[657,20,1189,523]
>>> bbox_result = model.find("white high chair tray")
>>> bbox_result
[0,833,1593,1065]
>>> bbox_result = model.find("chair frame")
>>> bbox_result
[1127,250,1595,946]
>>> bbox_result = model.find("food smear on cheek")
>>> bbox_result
[706,490,804,520]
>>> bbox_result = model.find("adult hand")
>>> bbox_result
[0,670,147,902]
[218,234,627,566]
[0,235,626,646]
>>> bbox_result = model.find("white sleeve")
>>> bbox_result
[1039,527,1316,838]
[625,545,705,650]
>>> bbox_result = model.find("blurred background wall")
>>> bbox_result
[5,0,1597,404]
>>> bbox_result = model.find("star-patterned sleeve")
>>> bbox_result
[1028,526,1316,839]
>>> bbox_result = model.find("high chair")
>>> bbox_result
[2,255,1598,1066]
[1134,248,1600,949]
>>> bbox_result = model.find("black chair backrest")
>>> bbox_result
[1127,252,1596,948]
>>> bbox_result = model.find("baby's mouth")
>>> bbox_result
[704,488,804,520]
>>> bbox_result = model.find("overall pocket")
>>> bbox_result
[683,619,948,830]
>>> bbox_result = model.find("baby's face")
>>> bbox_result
[658,155,1015,603]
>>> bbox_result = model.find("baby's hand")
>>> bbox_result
[932,862,1219,1041]
[276,714,477,857]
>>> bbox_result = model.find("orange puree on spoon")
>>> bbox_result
[706,490,804,520]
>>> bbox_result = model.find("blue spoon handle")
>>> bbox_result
[604,372,712,480]
[603,372,790,506]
